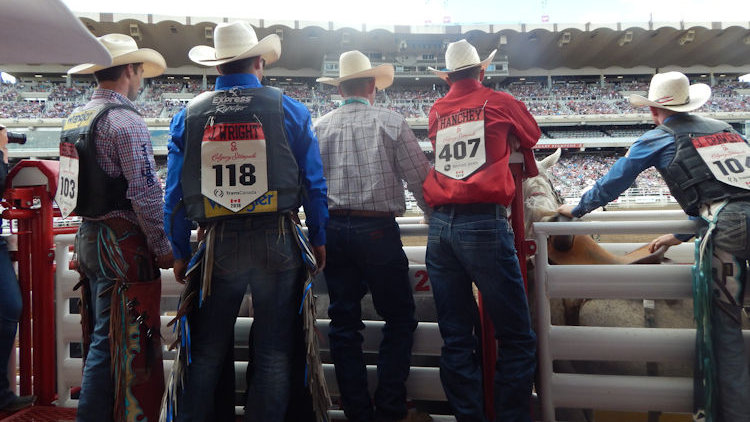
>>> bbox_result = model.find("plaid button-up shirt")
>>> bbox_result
[315,100,430,215]
[80,89,171,256]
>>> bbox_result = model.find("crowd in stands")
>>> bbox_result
[0,75,747,121]
[547,153,668,198]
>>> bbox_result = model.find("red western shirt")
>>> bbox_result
[423,79,541,207]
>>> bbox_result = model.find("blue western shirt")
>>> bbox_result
[164,73,328,260]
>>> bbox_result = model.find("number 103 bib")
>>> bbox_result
[201,122,269,212]
[435,107,487,180]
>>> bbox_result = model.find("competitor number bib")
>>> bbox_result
[435,107,487,180]
[693,132,750,190]
[56,142,79,218]
[201,122,269,212]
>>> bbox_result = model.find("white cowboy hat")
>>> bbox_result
[0,0,111,66]
[629,72,711,112]
[429,39,496,82]
[68,33,166,78]
[317,50,394,90]
[189,22,281,67]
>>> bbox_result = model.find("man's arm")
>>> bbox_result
[395,119,431,214]
[283,98,328,272]
[112,113,172,267]
[560,131,672,218]
[163,109,192,281]
[283,98,328,246]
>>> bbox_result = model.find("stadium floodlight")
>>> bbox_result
[618,31,633,46]
[129,23,142,41]
[558,32,571,47]
[678,29,695,46]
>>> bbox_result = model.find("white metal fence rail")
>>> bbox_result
[534,217,701,420]
[52,220,454,419]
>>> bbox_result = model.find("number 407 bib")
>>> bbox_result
[435,107,487,180]
[201,122,269,212]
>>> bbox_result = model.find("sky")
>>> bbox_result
[62,0,749,26]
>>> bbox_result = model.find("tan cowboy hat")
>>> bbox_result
[317,50,394,90]
[189,22,281,67]
[629,72,711,112]
[1,0,111,66]
[68,33,166,78]
[429,39,496,82]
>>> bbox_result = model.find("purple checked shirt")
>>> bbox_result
[81,89,171,256]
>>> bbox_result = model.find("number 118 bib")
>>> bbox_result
[435,107,487,180]
[201,122,269,212]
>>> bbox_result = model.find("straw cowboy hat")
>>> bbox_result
[629,72,711,112]
[429,39,496,82]
[1,0,111,66]
[68,33,166,78]
[316,50,394,90]
[189,22,281,67]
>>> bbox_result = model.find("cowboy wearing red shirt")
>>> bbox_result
[423,39,540,422]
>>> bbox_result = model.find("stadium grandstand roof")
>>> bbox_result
[3,13,749,77]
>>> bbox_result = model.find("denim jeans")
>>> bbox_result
[325,216,417,422]
[426,209,536,422]
[0,237,22,409]
[709,200,750,422]
[176,215,303,422]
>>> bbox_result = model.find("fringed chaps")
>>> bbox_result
[76,220,164,422]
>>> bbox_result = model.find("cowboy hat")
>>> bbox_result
[68,33,165,78]
[316,50,394,90]
[0,0,111,66]
[189,22,281,67]
[429,39,496,82]
[629,72,711,112]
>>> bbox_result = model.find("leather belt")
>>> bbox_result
[329,209,395,218]
[434,203,507,217]
[101,217,142,237]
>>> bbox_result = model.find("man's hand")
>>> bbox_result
[648,234,683,253]
[155,252,174,269]
[556,204,576,218]
[173,259,187,284]
[312,245,326,275]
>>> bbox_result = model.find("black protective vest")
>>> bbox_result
[657,114,750,216]
[182,86,302,222]
[59,103,134,218]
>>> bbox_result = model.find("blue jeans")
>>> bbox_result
[426,210,536,422]
[176,215,303,422]
[708,200,750,421]
[0,237,22,409]
[325,216,417,422]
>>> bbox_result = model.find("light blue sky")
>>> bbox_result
[62,0,748,25]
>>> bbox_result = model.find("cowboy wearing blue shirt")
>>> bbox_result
[559,72,750,422]
[163,21,327,422]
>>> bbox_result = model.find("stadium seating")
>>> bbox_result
[1,75,746,120]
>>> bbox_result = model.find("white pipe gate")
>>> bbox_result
[533,211,711,421]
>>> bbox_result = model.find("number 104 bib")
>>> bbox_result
[435,107,487,180]
[201,122,269,212]
[693,132,750,190]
